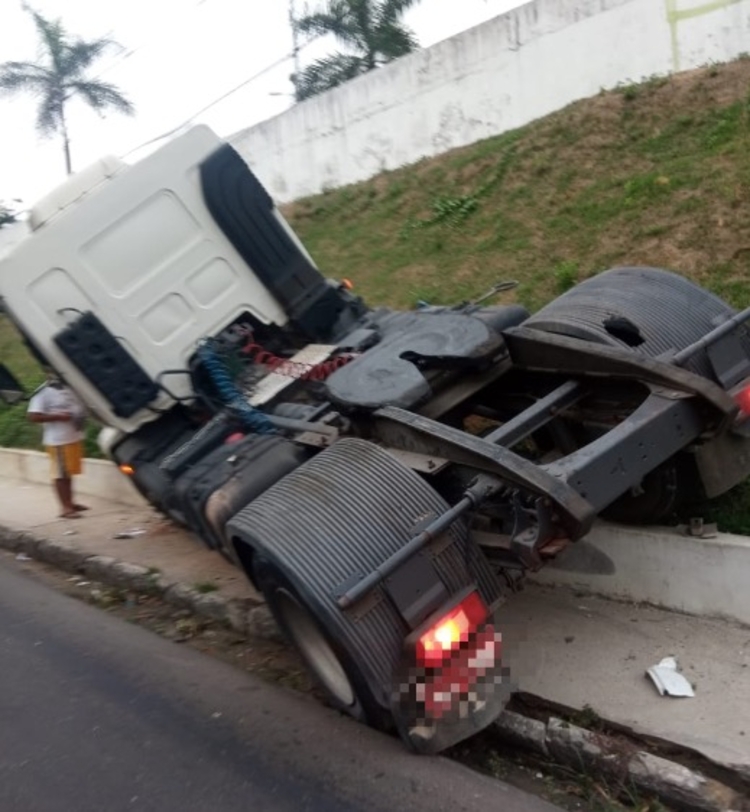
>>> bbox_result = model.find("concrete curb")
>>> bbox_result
[494,711,749,812]
[0,524,281,643]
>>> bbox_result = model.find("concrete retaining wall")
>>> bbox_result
[2,447,749,623]
[0,448,146,509]
[230,0,750,203]
[531,522,750,626]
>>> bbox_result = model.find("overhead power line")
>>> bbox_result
[121,31,322,160]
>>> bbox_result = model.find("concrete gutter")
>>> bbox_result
[495,711,749,812]
[0,526,279,643]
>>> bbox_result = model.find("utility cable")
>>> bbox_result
[120,31,322,159]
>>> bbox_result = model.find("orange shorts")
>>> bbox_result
[46,442,83,479]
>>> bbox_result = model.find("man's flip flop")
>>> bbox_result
[73,504,90,511]
[60,511,81,519]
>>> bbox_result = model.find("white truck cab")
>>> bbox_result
[0,125,326,434]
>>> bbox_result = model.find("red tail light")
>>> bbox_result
[736,385,750,415]
[416,591,488,668]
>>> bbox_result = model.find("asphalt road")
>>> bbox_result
[0,557,563,812]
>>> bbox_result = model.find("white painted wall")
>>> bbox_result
[230,0,750,203]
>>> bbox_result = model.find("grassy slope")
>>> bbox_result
[285,59,750,315]
[2,59,750,523]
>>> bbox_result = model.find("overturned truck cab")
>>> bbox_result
[2,125,750,752]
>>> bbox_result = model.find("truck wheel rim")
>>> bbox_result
[276,588,356,708]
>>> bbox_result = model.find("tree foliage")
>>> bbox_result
[294,0,421,101]
[0,5,134,174]
[0,201,19,228]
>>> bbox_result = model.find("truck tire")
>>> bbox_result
[227,438,502,730]
[525,266,748,379]
[600,459,678,524]
[252,555,383,725]
[526,267,739,524]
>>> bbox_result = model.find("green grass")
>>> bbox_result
[193,581,219,594]
[0,315,45,450]
[286,60,750,317]
[700,479,750,535]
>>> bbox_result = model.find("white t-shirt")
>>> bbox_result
[27,385,86,447]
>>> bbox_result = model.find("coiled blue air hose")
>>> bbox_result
[197,342,276,435]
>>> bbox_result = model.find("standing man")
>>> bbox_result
[27,369,88,519]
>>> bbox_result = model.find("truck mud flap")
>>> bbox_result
[227,439,506,746]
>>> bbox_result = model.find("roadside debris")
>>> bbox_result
[113,528,146,539]
[646,656,695,698]
[678,518,718,539]
[15,552,31,561]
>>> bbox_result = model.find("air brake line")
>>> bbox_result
[197,341,276,435]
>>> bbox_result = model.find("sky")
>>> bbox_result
[0,0,525,208]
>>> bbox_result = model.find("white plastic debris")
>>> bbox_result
[15,552,31,561]
[646,656,695,698]
[113,528,146,539]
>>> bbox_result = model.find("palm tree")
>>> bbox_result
[0,200,20,228]
[0,5,134,175]
[294,0,421,101]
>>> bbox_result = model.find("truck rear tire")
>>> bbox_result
[526,267,741,524]
[526,266,747,379]
[228,438,503,731]
[252,555,384,726]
